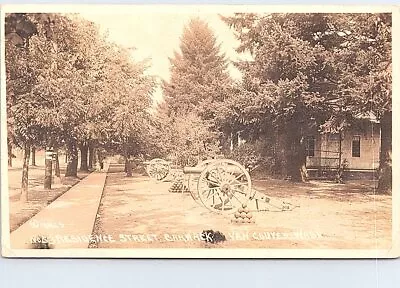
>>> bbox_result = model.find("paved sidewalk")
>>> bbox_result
[10,162,110,249]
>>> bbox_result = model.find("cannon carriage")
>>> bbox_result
[144,157,295,215]
[183,159,250,212]
[143,158,171,182]
[143,158,185,182]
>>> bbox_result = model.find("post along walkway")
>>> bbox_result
[10,163,110,249]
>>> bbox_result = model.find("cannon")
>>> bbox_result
[143,158,171,182]
[183,159,274,214]
[185,159,216,195]
[144,157,297,215]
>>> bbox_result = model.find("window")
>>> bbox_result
[305,136,315,157]
[352,136,361,157]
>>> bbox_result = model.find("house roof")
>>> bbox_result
[354,111,380,123]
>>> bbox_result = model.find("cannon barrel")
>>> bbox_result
[183,166,204,174]
[144,160,171,165]
[183,165,245,175]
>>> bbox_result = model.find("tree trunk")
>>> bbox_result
[8,142,12,167]
[44,151,52,189]
[284,120,308,182]
[126,157,133,177]
[220,130,232,156]
[79,142,89,171]
[20,143,30,202]
[52,148,61,185]
[124,145,132,177]
[97,149,104,170]
[275,133,287,177]
[65,139,78,177]
[54,148,60,178]
[93,148,100,170]
[88,144,94,169]
[31,146,36,166]
[377,111,392,194]
[231,131,238,150]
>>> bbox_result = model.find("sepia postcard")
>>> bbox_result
[1,4,399,258]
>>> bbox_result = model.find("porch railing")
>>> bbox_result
[306,156,340,169]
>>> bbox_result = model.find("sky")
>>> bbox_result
[80,12,248,103]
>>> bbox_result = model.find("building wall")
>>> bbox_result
[306,123,380,171]
[306,133,341,168]
[341,125,380,170]
[306,135,322,168]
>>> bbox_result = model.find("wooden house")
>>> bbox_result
[305,115,380,179]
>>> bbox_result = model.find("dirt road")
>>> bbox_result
[94,164,391,249]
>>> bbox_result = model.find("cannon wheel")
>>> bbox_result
[197,159,252,214]
[187,159,216,201]
[146,158,170,182]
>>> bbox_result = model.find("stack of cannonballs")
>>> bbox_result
[232,204,255,224]
[169,178,190,194]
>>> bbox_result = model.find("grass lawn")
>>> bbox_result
[8,155,91,232]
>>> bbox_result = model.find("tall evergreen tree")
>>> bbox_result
[161,18,233,159]
[162,18,231,118]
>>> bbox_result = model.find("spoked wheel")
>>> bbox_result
[197,159,252,214]
[188,159,216,200]
[146,158,170,182]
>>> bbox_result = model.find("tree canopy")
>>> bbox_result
[223,13,391,189]
[6,13,157,198]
